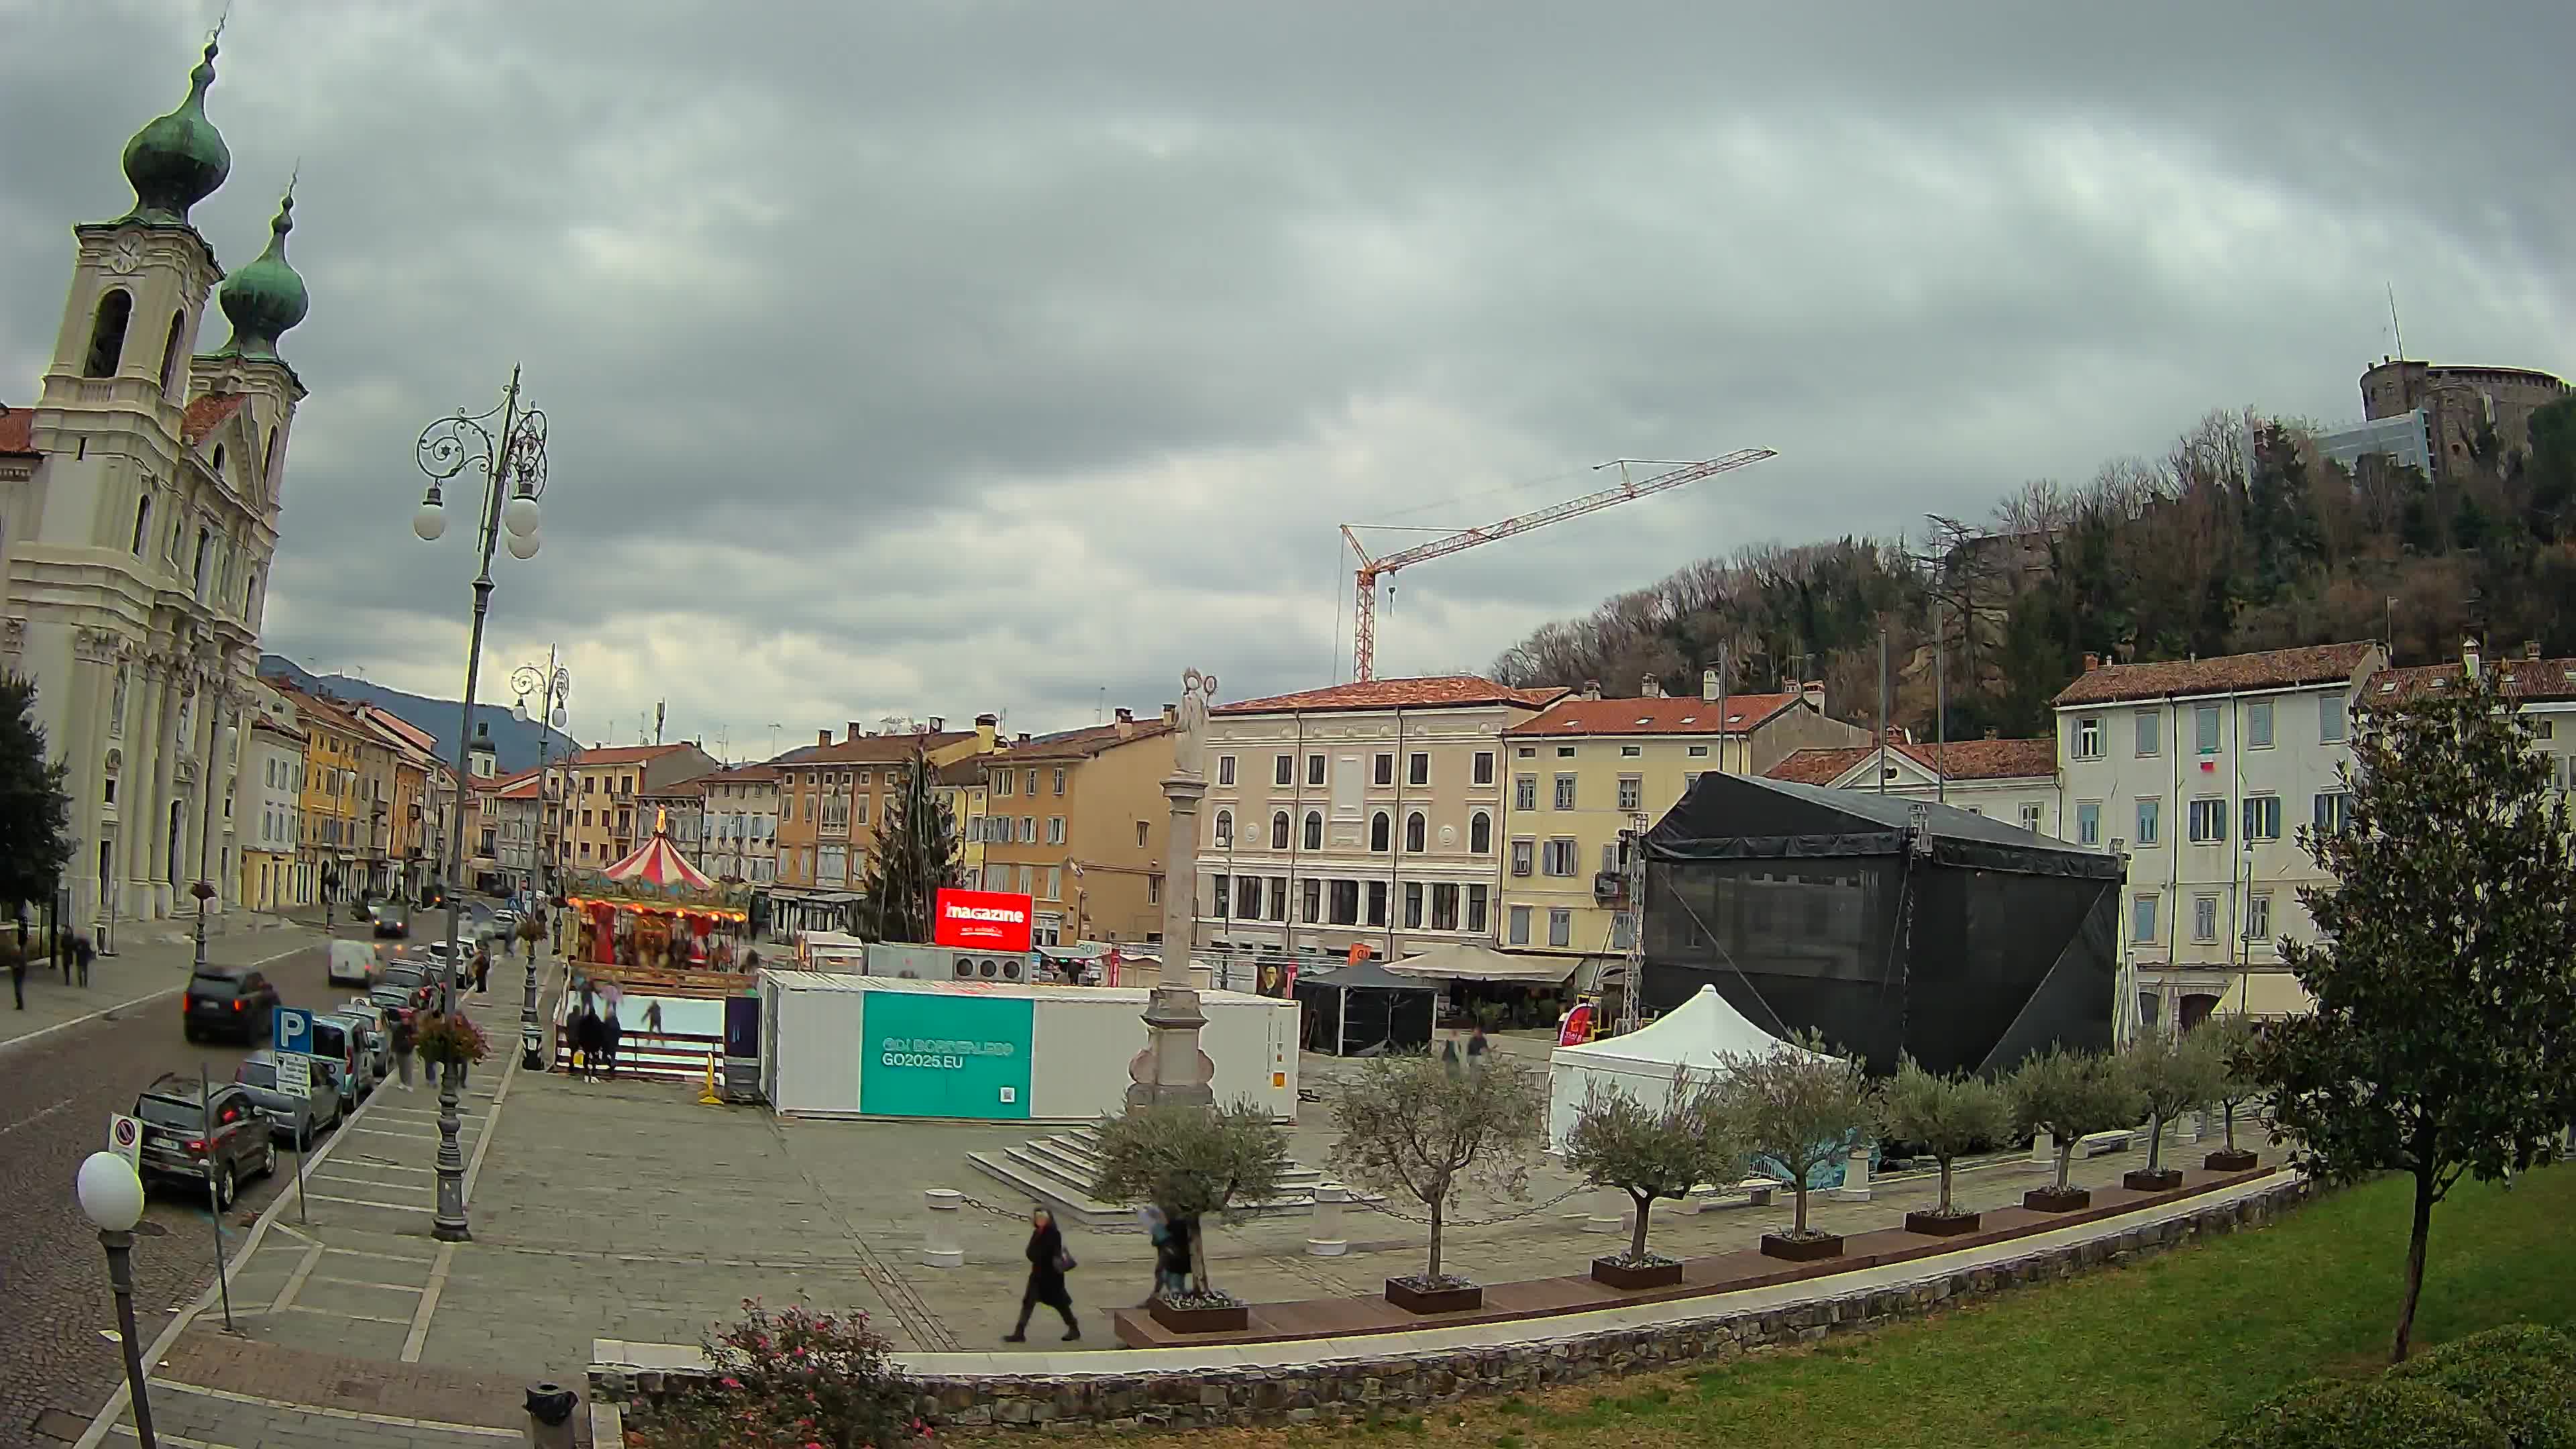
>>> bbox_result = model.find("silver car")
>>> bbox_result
[325,1010,390,1087]
[234,1049,345,1140]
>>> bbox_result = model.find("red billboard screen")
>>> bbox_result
[933,888,1034,952]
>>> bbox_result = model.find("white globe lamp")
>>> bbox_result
[77,1150,144,1232]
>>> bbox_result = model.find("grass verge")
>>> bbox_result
[1050,1165,2575,1449]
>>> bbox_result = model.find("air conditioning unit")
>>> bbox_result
[1592,872,1626,903]
[863,941,1032,985]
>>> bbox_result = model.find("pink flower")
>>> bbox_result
[720,1376,743,1389]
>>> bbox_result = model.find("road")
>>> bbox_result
[0,902,509,1448]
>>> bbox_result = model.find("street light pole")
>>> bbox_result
[511,649,569,1071]
[412,367,550,1243]
[77,1152,156,1449]
[191,723,239,977]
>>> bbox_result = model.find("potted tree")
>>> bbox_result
[2197,1015,2263,1172]
[2008,1046,2143,1212]
[1719,1035,1876,1263]
[1881,1057,2012,1236]
[1089,1100,1291,1334]
[1562,1071,1746,1289]
[1330,1051,1545,1314]
[2121,1030,2223,1192]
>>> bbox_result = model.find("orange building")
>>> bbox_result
[979,708,1175,948]
[768,718,997,936]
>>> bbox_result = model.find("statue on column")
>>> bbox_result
[1171,668,1216,780]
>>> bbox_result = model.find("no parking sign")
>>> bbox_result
[107,1114,142,1170]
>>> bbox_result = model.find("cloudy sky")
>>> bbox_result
[5,1,2570,757]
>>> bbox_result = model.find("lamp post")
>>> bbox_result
[191,723,240,977]
[77,1151,157,1449]
[511,650,570,1071]
[411,367,550,1242]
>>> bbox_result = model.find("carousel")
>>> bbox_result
[564,810,757,973]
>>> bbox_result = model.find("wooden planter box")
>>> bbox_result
[1904,1210,1982,1236]
[2024,1185,2092,1213]
[2204,1148,2259,1173]
[1591,1255,1685,1290]
[1147,1297,1250,1335]
[1384,1278,1483,1315]
[2123,1167,2185,1193]
[1759,1232,1844,1263]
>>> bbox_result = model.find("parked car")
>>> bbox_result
[133,1073,275,1208]
[307,1016,368,1101]
[182,967,280,1044]
[327,1010,389,1087]
[233,1049,344,1140]
[327,938,382,987]
[366,982,421,1025]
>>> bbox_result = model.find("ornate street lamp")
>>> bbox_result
[76,1151,157,1448]
[510,650,570,1070]
[411,367,549,1242]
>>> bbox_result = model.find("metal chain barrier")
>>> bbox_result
[954,1191,1148,1234]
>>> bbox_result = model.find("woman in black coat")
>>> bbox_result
[1005,1208,1079,1342]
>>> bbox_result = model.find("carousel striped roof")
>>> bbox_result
[600,815,714,892]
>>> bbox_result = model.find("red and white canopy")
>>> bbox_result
[600,814,714,892]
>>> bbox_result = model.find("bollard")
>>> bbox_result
[921,1188,965,1269]
[1583,1186,1625,1234]
[2176,1110,2202,1145]
[1830,1142,1873,1202]
[1306,1182,1350,1256]
[524,1382,577,1449]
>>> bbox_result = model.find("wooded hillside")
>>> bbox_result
[1489,396,2576,741]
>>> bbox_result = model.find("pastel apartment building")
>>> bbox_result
[980,710,1174,947]
[1766,736,2062,837]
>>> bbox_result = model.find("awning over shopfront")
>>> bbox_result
[1383,942,1583,985]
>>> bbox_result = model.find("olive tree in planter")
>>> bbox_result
[1330,1050,1546,1314]
[1880,1057,2012,1236]
[1562,1071,1747,1288]
[2008,1046,2143,1212]
[2197,1014,2265,1171]
[1089,1099,1291,1334]
[2121,1030,2225,1191]
[1718,1034,1876,1263]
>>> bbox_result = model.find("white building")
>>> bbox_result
[1199,676,1564,966]
[2053,641,2386,1034]
[1766,737,2063,837]
[700,763,780,885]
[240,714,303,911]
[1,38,310,928]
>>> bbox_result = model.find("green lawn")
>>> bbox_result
[1125,1165,2576,1449]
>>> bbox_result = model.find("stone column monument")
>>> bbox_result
[1153,667,1218,989]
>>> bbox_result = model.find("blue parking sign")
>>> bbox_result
[274,1008,313,1056]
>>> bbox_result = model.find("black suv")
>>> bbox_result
[182,967,280,1044]
[373,902,410,940]
[134,1073,276,1209]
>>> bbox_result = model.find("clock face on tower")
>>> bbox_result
[107,235,144,275]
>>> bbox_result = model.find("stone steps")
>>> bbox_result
[967,1124,1348,1229]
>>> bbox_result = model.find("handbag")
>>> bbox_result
[1054,1248,1078,1273]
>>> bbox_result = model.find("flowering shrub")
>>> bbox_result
[642,1299,918,1449]
[413,1012,488,1069]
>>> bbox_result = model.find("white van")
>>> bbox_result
[327,939,380,987]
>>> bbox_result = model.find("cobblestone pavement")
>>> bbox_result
[0,924,330,1449]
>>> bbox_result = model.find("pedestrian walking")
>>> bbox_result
[570,1000,598,1079]
[600,1000,623,1080]
[1004,1208,1080,1342]
[1157,1212,1195,1301]
[390,1010,417,1089]
[473,944,492,995]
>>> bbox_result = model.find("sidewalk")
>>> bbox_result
[1,916,317,1053]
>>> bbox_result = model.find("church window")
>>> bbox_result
[157,310,185,394]
[211,444,225,478]
[193,526,213,594]
[84,289,133,377]
[129,496,152,555]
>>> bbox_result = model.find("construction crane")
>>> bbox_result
[1340,449,1778,681]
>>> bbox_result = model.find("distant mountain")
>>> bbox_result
[258,655,578,775]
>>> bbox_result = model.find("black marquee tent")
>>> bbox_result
[1640,772,2123,1077]
[1293,959,1440,1057]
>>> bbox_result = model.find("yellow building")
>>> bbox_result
[278,686,366,908]
[561,742,720,873]
[934,755,993,891]
[1497,681,1866,971]
[980,710,1174,947]
[768,718,998,936]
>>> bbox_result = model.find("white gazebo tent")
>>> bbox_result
[1545,984,1832,1150]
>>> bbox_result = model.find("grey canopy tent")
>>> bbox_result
[1293,960,1439,1057]
[1641,771,2123,1076]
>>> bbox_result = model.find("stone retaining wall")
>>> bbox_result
[596,1178,2309,1435]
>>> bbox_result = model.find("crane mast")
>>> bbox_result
[1342,448,1777,681]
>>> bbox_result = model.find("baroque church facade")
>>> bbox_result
[0,34,311,932]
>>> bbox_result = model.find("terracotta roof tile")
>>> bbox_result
[2051,642,2381,707]
[2370,657,2576,705]
[0,406,35,457]
[933,758,989,786]
[570,743,691,767]
[180,393,248,445]
[1216,676,1567,716]
[1765,737,2057,786]
[775,731,976,766]
[1000,719,1173,761]
[1505,692,1804,737]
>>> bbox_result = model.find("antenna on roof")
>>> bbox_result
[2387,282,2405,361]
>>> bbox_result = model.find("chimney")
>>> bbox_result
[1115,707,1134,724]
[2082,651,2100,672]
[1016,733,1031,745]
[1701,668,1719,703]
[817,729,832,747]
[1581,680,1602,701]
[1984,727,1999,740]
[1642,675,1663,698]
[975,713,998,750]
[1114,707,1135,737]
[1800,680,1824,710]
[928,716,945,732]
[2526,641,2542,661]
[2463,635,2482,681]
[1161,703,1177,726]
[847,720,865,742]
